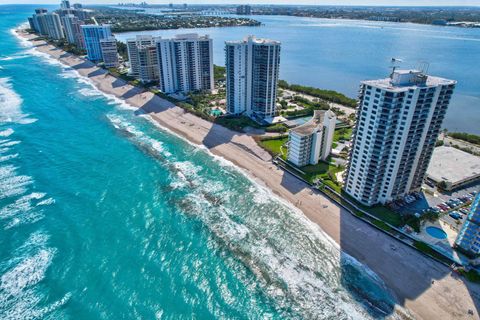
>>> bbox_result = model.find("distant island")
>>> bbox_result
[89,7,261,32]
[249,6,480,27]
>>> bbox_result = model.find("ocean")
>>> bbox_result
[115,11,480,135]
[0,5,418,320]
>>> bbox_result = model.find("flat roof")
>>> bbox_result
[362,70,456,92]
[427,146,480,185]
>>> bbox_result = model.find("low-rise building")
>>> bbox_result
[287,110,336,167]
[426,146,480,191]
[455,194,480,256]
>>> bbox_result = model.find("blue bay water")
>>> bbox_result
[1,5,402,319]
[115,12,480,134]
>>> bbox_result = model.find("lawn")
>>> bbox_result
[333,127,353,142]
[259,137,288,159]
[302,160,344,185]
[215,116,261,132]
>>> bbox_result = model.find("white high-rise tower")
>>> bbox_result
[344,69,456,206]
[225,36,281,122]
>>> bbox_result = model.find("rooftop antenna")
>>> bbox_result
[390,58,403,78]
[416,61,430,75]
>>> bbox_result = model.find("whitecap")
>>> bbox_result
[0,140,20,148]
[0,153,18,162]
[0,248,55,296]
[0,78,36,125]
[0,129,14,137]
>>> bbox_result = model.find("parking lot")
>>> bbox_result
[392,182,479,231]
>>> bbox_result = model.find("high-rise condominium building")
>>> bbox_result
[61,0,71,9]
[31,10,48,35]
[156,34,214,94]
[100,37,119,68]
[61,14,85,49]
[138,44,159,83]
[288,110,337,167]
[81,25,113,62]
[127,35,157,77]
[236,5,252,15]
[225,36,281,122]
[456,194,480,256]
[344,69,456,206]
[44,12,64,40]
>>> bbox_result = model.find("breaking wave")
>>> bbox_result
[105,113,401,319]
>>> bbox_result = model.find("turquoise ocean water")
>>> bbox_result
[0,5,402,319]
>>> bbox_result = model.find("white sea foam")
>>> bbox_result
[0,78,36,125]
[0,140,20,148]
[0,153,18,163]
[0,129,14,137]
[78,87,102,97]
[0,54,29,61]
[0,248,55,296]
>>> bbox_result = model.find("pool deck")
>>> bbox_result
[414,221,468,265]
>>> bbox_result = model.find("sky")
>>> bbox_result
[3,0,480,6]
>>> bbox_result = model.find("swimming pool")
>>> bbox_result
[426,226,448,240]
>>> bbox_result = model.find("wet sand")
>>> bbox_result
[18,30,480,320]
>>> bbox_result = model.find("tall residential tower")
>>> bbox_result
[156,34,214,94]
[81,25,113,62]
[344,69,456,206]
[226,36,281,122]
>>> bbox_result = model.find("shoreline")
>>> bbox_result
[16,30,480,320]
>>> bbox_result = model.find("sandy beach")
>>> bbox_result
[18,30,480,320]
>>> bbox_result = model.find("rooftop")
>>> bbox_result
[290,110,335,136]
[427,146,480,185]
[226,35,280,46]
[362,69,456,92]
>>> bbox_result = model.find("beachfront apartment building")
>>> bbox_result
[455,194,480,257]
[344,69,456,206]
[44,12,65,40]
[81,25,113,62]
[155,34,214,94]
[288,110,337,167]
[30,9,49,36]
[61,14,85,49]
[127,35,157,77]
[137,44,159,83]
[225,36,281,122]
[127,34,214,93]
[100,37,119,68]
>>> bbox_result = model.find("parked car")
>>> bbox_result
[449,212,461,220]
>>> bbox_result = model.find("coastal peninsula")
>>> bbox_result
[89,6,261,32]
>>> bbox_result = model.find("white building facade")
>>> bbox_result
[225,36,281,122]
[44,12,64,40]
[344,70,456,206]
[61,14,84,49]
[288,110,336,167]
